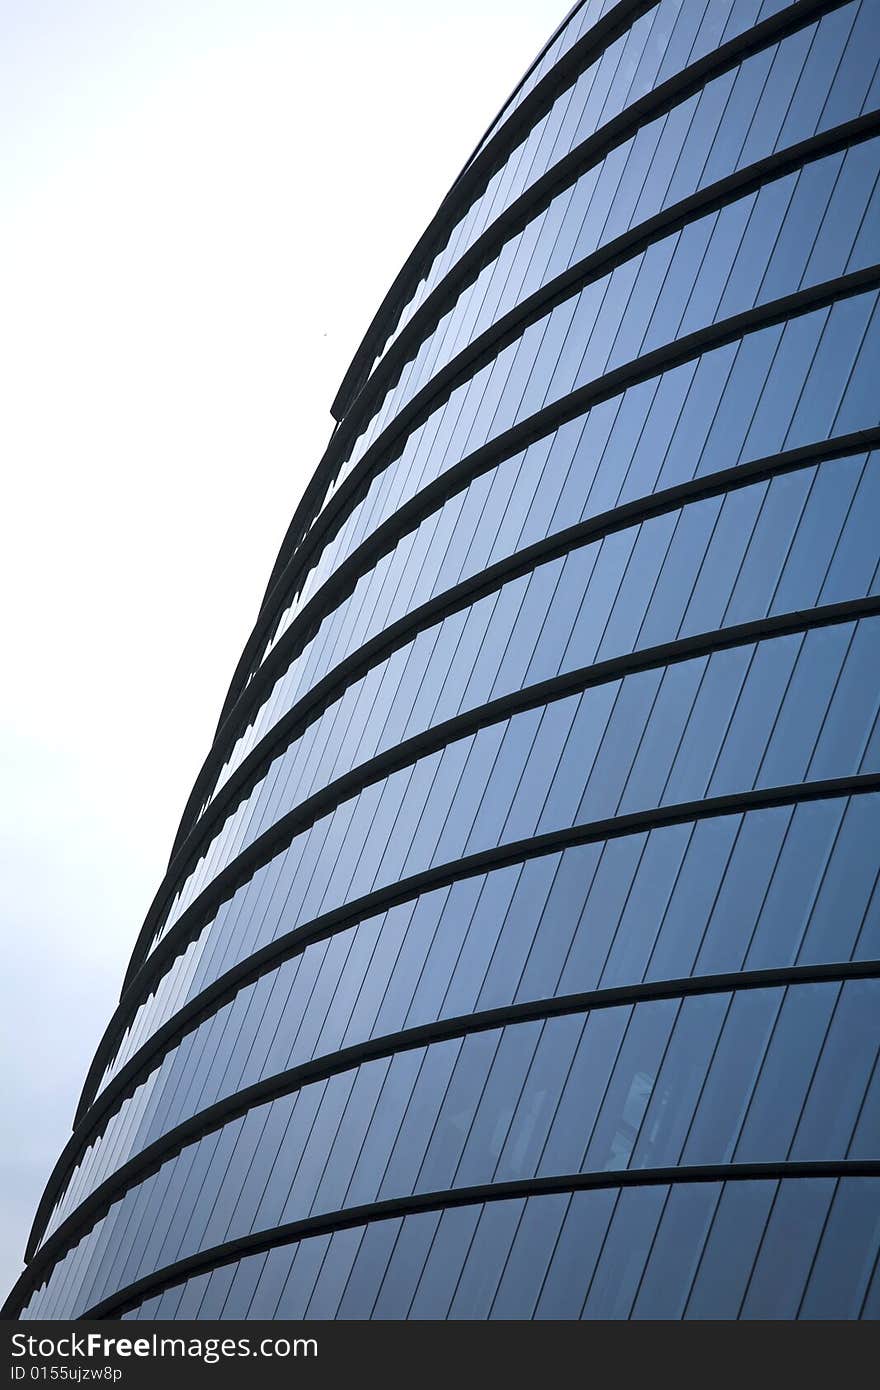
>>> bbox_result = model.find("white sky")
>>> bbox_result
[0,0,566,1299]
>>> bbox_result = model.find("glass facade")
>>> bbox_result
[5,0,879,1321]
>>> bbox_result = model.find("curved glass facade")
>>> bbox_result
[6,0,880,1321]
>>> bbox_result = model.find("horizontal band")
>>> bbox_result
[72,770,880,1194]
[105,593,880,1125]
[27,958,880,1288]
[18,1159,876,1321]
[164,428,880,939]
[142,592,880,999]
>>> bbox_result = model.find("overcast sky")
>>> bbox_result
[0,0,566,1299]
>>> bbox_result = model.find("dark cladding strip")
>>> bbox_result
[23,957,880,1298]
[61,768,880,1255]
[163,426,880,942]
[58,1162,880,1322]
[98,591,880,1130]
[168,106,880,869]
[214,0,852,739]
[127,264,880,994]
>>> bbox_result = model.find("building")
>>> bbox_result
[6,0,880,1320]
